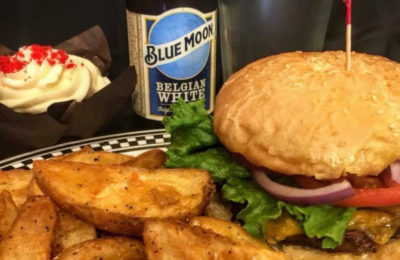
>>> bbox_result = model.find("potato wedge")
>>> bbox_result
[0,169,33,208]
[190,216,268,247]
[122,149,166,169]
[52,210,97,257]
[0,191,18,241]
[54,237,146,260]
[0,196,57,260]
[53,146,134,165]
[25,178,96,257]
[27,178,44,197]
[144,218,288,260]
[33,160,214,235]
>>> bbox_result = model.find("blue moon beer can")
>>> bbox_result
[126,0,217,120]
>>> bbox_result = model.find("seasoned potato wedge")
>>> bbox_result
[0,191,18,241]
[0,196,57,260]
[190,216,268,247]
[52,210,97,257]
[54,237,146,260]
[24,177,96,257]
[27,178,44,197]
[143,218,288,260]
[33,160,215,235]
[122,149,166,169]
[53,146,134,165]
[0,169,33,208]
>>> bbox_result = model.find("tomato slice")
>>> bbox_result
[294,174,400,207]
[337,169,400,207]
[336,186,400,207]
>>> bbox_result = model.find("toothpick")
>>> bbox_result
[343,0,352,71]
[346,24,351,71]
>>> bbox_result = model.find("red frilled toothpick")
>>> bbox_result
[343,0,352,71]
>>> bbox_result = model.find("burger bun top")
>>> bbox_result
[214,51,400,180]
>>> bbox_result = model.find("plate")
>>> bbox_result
[0,129,170,170]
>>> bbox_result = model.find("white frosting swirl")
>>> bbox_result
[0,46,110,114]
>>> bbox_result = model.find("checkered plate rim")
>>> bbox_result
[0,129,170,170]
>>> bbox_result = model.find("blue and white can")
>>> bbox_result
[127,7,217,120]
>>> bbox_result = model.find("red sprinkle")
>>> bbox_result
[56,51,68,64]
[16,51,25,58]
[0,44,75,74]
[30,44,51,64]
[66,63,75,69]
[0,56,27,74]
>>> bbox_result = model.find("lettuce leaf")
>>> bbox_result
[163,99,250,182]
[222,178,282,238]
[162,99,219,155]
[165,147,251,183]
[223,177,355,248]
[163,98,355,249]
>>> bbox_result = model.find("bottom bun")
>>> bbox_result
[283,239,400,260]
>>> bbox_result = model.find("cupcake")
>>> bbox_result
[0,30,136,159]
[0,44,110,114]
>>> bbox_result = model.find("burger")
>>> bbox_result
[163,51,400,259]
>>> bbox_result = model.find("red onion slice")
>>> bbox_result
[253,171,355,205]
[390,161,400,185]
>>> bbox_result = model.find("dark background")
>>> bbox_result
[218,0,400,78]
[1,0,400,158]
[326,0,400,59]
[2,0,400,81]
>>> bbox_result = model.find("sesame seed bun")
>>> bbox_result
[214,51,400,180]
